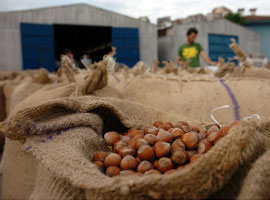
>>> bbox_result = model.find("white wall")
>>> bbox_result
[0,4,157,71]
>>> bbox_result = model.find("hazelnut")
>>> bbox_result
[206,125,220,137]
[144,134,157,146]
[156,157,174,173]
[205,123,220,130]
[153,160,158,168]
[144,126,159,135]
[172,128,185,140]
[175,121,189,128]
[120,155,137,170]
[136,157,141,164]
[127,129,143,138]
[167,128,174,133]
[144,169,162,175]
[191,126,200,133]
[94,161,104,171]
[106,166,120,177]
[133,133,144,140]
[137,160,154,173]
[104,132,121,146]
[198,139,212,154]
[160,122,173,131]
[113,140,128,153]
[119,146,136,157]
[219,126,231,137]
[136,139,149,150]
[121,136,131,143]
[164,169,177,175]
[104,153,122,167]
[92,151,108,162]
[207,131,223,144]
[190,154,202,163]
[182,125,192,133]
[171,139,185,152]
[171,149,188,165]
[137,145,155,161]
[153,121,163,128]
[156,129,173,143]
[128,138,137,150]
[181,132,199,149]
[154,141,171,158]
[120,170,136,176]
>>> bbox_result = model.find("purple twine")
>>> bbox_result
[112,73,120,83]
[219,79,240,120]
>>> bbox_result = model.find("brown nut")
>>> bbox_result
[144,126,159,135]
[128,138,137,150]
[120,155,137,170]
[153,121,163,128]
[164,169,177,175]
[153,160,158,168]
[157,157,174,173]
[104,153,122,167]
[93,151,108,162]
[154,141,171,158]
[137,160,154,173]
[121,136,131,143]
[106,166,120,177]
[160,122,174,131]
[172,128,185,140]
[171,139,185,152]
[198,139,212,154]
[119,146,136,157]
[190,154,202,163]
[175,121,189,128]
[133,134,144,140]
[207,131,223,144]
[144,169,162,175]
[181,132,199,149]
[206,125,220,137]
[219,126,231,137]
[136,139,149,150]
[120,170,136,176]
[156,129,173,143]
[113,140,128,153]
[187,150,198,158]
[191,126,200,133]
[104,132,121,146]
[171,149,188,165]
[137,145,155,161]
[205,123,220,130]
[144,134,157,146]
[127,129,143,138]
[182,125,192,133]
[94,161,104,171]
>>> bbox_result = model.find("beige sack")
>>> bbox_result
[121,76,270,123]
[0,96,269,199]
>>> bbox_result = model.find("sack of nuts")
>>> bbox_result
[0,96,269,200]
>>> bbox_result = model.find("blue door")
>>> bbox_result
[21,23,55,72]
[208,34,239,63]
[112,27,140,68]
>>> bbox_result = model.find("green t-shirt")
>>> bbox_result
[178,42,203,68]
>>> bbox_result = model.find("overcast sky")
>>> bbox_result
[1,0,270,23]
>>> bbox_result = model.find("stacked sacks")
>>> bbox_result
[0,96,269,199]
[121,75,270,123]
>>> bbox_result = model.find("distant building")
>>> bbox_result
[244,15,270,59]
[212,6,232,17]
[138,16,150,23]
[0,3,157,71]
[183,14,206,24]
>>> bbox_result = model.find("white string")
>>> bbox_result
[210,105,232,128]
[243,114,261,121]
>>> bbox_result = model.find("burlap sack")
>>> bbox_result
[0,81,6,122]
[1,96,269,200]
[121,76,270,123]
[0,71,19,81]
[237,148,270,199]
[229,66,270,79]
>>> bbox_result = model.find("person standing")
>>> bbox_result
[104,47,117,71]
[178,27,217,68]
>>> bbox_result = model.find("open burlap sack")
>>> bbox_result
[121,76,270,123]
[237,148,270,199]
[0,96,269,200]
[229,66,270,79]
[0,71,19,81]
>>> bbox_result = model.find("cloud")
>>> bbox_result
[1,0,270,23]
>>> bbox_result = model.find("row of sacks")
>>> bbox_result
[1,58,270,199]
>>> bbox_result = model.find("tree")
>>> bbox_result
[224,13,245,25]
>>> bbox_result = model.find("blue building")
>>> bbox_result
[244,16,270,60]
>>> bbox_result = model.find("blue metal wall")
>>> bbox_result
[21,23,56,72]
[245,23,270,59]
[208,33,239,63]
[112,27,140,67]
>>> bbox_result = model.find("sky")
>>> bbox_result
[1,0,270,23]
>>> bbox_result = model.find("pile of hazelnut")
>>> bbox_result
[93,120,238,177]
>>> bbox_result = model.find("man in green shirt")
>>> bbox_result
[178,28,217,68]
